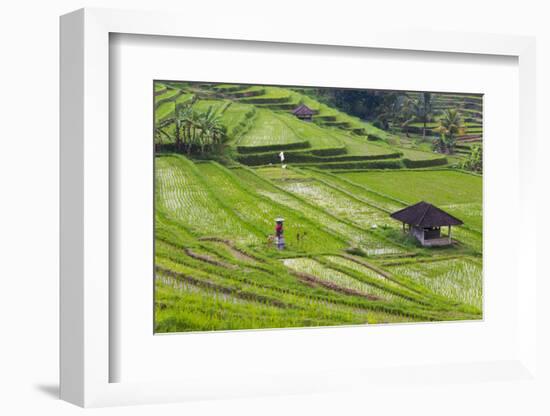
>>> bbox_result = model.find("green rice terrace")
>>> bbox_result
[154,81,483,333]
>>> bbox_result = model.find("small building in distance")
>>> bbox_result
[292,104,315,121]
[390,201,463,247]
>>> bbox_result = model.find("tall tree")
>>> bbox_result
[198,106,225,153]
[399,93,434,138]
[434,109,464,154]
[420,92,433,139]
[374,93,404,130]
[154,125,171,153]
[399,96,420,137]
[174,104,192,152]
[184,109,201,155]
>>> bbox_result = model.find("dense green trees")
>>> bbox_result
[460,144,483,173]
[398,93,433,138]
[373,93,404,130]
[157,103,226,154]
[302,89,435,139]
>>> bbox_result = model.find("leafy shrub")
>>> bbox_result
[402,157,448,168]
[240,96,291,104]
[236,141,310,154]
[367,133,384,141]
[306,159,403,170]
[310,146,347,156]
[235,149,403,166]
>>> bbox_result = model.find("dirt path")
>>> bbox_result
[156,266,290,308]
[290,270,381,301]
[198,237,261,263]
[184,247,236,269]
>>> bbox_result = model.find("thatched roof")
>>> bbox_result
[390,201,463,227]
[292,104,315,116]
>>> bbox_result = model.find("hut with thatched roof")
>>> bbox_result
[390,201,463,246]
[292,104,315,121]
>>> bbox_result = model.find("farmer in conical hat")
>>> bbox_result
[275,218,284,237]
[275,218,285,249]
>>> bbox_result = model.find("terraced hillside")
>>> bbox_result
[154,81,455,169]
[396,92,483,161]
[153,81,483,333]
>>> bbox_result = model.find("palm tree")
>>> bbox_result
[211,123,226,149]
[175,97,200,154]
[198,106,225,153]
[182,108,200,155]
[208,107,226,146]
[399,93,434,138]
[434,109,464,154]
[420,92,433,139]
[399,96,420,137]
[374,93,404,131]
[174,104,193,152]
[154,125,171,153]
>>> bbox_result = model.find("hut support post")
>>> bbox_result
[448,225,452,244]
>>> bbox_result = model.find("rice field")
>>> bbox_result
[237,109,305,148]
[282,257,401,301]
[386,258,482,309]
[155,154,482,332]
[156,156,260,245]
[153,81,483,333]
[220,102,256,139]
[280,180,391,229]
[339,170,482,207]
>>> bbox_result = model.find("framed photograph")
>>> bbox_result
[60,8,540,409]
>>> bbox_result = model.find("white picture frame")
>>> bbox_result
[60,7,540,408]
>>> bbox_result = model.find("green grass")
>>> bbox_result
[399,148,445,161]
[193,162,346,253]
[252,167,404,254]
[239,86,291,103]
[192,99,229,113]
[213,84,248,92]
[156,101,176,123]
[231,167,377,247]
[273,112,344,150]
[339,170,481,207]
[155,278,368,332]
[283,257,403,301]
[236,109,306,149]
[232,85,265,94]
[155,88,181,104]
[299,168,403,212]
[156,155,261,245]
[385,257,482,309]
[220,102,256,139]
[340,135,398,156]
[155,93,194,124]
